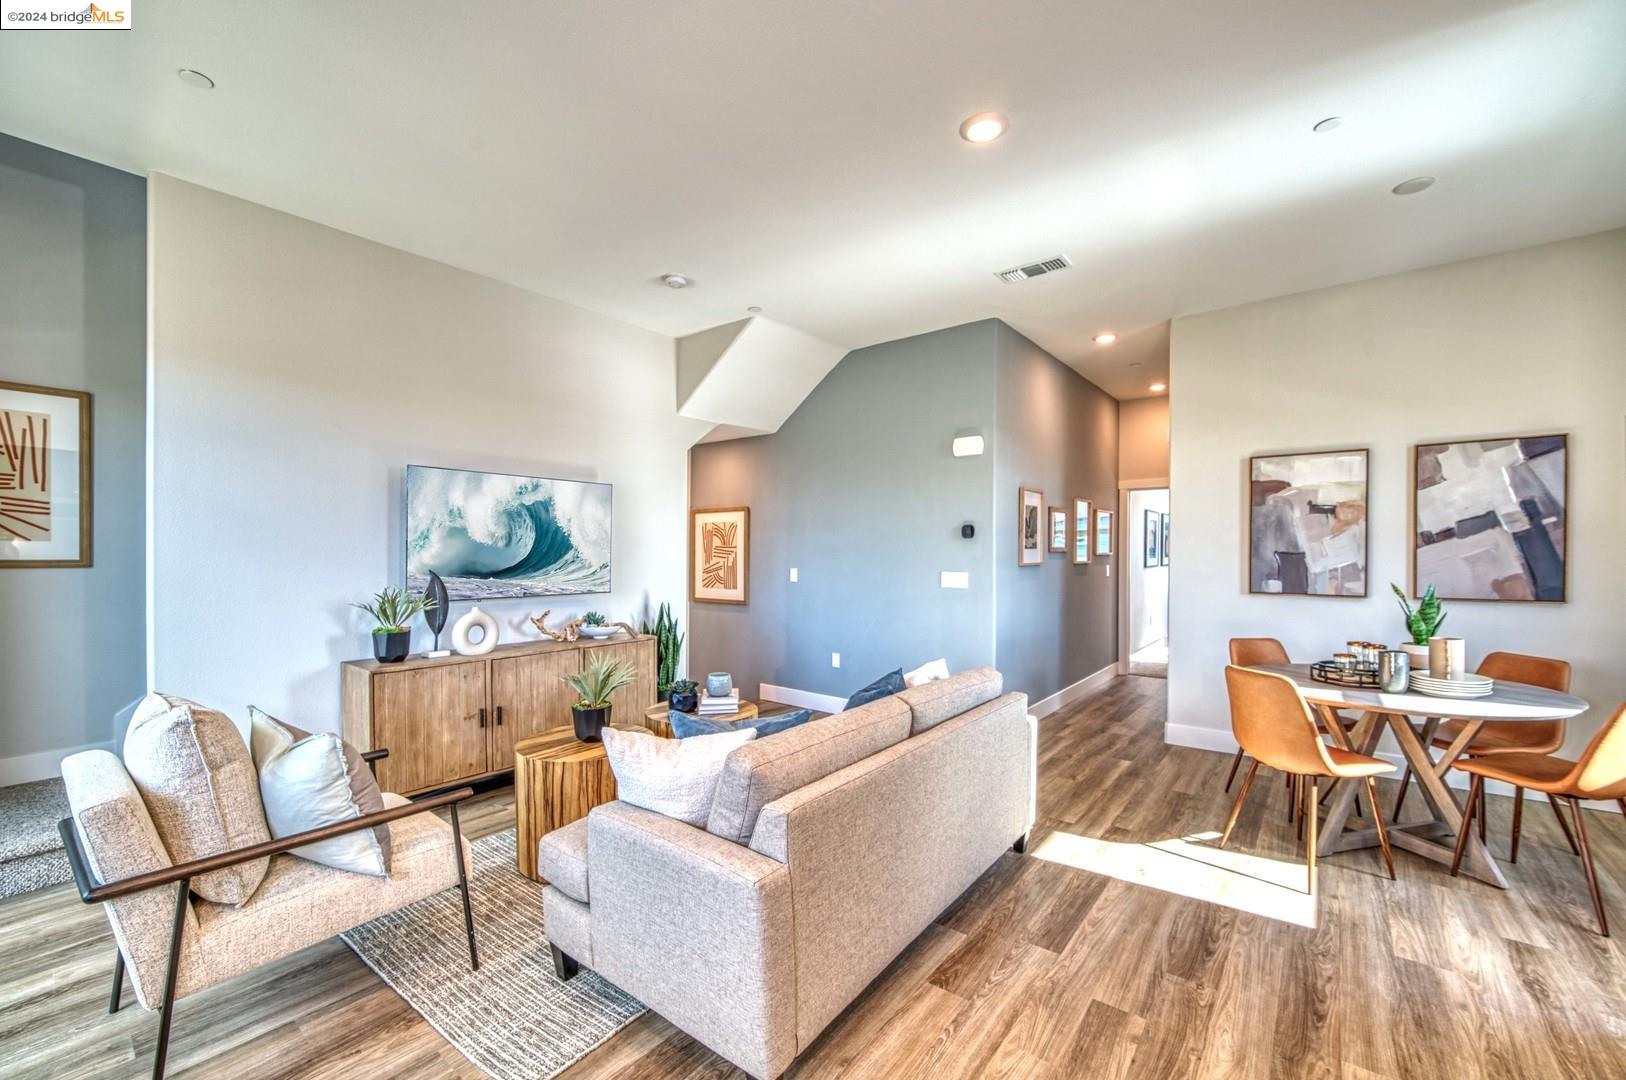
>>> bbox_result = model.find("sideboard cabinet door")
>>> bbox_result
[373,662,489,793]
[490,649,581,765]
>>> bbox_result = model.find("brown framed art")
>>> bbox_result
[0,380,92,568]
[691,506,749,604]
[1072,497,1092,564]
[1018,487,1043,566]
[1048,506,1068,553]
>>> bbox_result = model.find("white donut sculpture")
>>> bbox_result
[452,606,499,656]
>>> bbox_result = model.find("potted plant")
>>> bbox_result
[578,611,617,640]
[562,657,637,741]
[1391,583,1446,668]
[353,586,436,663]
[668,678,699,714]
[641,602,685,700]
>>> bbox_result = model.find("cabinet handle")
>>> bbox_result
[495,705,504,727]
[479,707,487,728]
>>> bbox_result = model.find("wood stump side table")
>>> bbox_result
[643,700,759,738]
[514,728,624,883]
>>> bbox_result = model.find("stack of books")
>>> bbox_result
[696,689,741,716]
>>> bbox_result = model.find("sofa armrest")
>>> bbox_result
[586,801,797,1080]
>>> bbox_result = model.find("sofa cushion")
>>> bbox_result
[251,707,391,877]
[670,708,815,741]
[122,692,271,906]
[843,668,905,711]
[603,725,757,826]
[897,666,1004,735]
[706,696,912,845]
[537,816,590,903]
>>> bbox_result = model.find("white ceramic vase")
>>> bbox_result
[452,606,499,656]
[1400,643,1431,670]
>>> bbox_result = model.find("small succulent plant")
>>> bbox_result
[582,611,607,627]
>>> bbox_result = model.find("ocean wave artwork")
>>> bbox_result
[405,465,612,601]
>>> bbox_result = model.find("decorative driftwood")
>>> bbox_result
[529,611,640,642]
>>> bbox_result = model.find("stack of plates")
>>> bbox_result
[1410,673,1495,698]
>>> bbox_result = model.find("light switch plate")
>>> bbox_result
[789,567,798,582]
[940,571,970,589]
[831,652,841,668]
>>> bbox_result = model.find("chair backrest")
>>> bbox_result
[1224,665,1334,775]
[1477,651,1571,692]
[1571,703,1626,798]
[1229,637,1289,667]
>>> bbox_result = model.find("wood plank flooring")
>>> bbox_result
[2,676,1623,1078]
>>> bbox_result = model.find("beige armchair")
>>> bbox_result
[59,747,477,1080]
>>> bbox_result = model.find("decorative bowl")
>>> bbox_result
[578,625,618,639]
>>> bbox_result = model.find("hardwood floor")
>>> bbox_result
[3,676,1623,1078]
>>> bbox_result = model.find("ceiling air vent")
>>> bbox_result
[996,254,1072,283]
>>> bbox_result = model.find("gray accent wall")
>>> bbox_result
[689,318,1119,706]
[993,324,1120,702]
[0,134,146,773]
[689,321,999,700]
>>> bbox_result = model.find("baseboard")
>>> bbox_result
[758,683,848,715]
[0,741,115,787]
[1162,724,1620,812]
[1030,664,1119,720]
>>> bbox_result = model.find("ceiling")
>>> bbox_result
[3,0,1623,400]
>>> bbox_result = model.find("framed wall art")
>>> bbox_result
[1018,487,1044,566]
[1249,448,1368,597]
[692,506,750,604]
[1160,513,1169,567]
[0,380,91,568]
[1072,497,1092,565]
[1048,506,1068,553]
[1143,509,1161,567]
[1094,509,1114,556]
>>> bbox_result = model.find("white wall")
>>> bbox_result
[148,175,709,734]
[1169,229,1626,767]
[1128,488,1169,653]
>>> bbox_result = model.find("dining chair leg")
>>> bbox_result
[1219,761,1259,849]
[450,803,480,972]
[1305,779,1319,897]
[109,948,125,1014]
[1364,777,1396,880]
[1568,797,1609,937]
[1297,776,1307,842]
[1450,775,1483,878]
[1478,792,1488,842]
[1547,793,1581,855]
[1617,798,1625,820]
[1288,774,1298,824]
[1224,748,1245,792]
[1391,765,1412,822]
[1510,787,1525,864]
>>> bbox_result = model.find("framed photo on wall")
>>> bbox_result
[1072,497,1092,564]
[1048,506,1068,553]
[1249,448,1368,596]
[1018,487,1044,566]
[1143,509,1161,567]
[1413,433,1566,602]
[691,506,750,604]
[1160,513,1169,567]
[0,380,91,568]
[1094,509,1114,556]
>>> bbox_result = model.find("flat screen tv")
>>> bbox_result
[405,464,612,601]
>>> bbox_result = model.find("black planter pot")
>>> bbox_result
[573,704,612,742]
[669,689,698,713]
[373,630,412,663]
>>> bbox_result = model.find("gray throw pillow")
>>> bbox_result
[250,707,391,876]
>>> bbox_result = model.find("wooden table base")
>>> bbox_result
[513,729,620,882]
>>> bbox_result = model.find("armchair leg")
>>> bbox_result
[152,878,191,1080]
[450,803,479,972]
[109,948,125,1014]
[551,942,579,981]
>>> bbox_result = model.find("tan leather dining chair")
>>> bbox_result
[1451,702,1626,936]
[1220,666,1397,893]
[1392,651,1573,861]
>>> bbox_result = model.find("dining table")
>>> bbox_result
[1248,663,1590,888]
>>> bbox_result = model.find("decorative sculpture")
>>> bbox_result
[530,610,639,643]
[452,605,499,656]
[423,571,451,657]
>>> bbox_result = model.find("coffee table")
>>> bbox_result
[644,699,758,738]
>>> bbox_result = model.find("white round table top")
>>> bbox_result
[1249,663,1590,722]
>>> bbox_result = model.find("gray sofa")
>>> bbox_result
[537,667,1034,1079]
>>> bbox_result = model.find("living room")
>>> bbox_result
[2,2,1624,1079]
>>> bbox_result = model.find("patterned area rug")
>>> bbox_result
[0,778,72,899]
[342,828,644,1080]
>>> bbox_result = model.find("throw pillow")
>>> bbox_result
[122,692,272,906]
[844,668,906,711]
[602,725,756,826]
[670,708,815,740]
[903,658,952,688]
[250,706,392,877]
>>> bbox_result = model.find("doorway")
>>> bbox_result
[1122,487,1169,677]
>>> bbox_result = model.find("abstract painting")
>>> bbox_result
[1143,509,1161,568]
[1094,509,1114,556]
[406,464,611,601]
[1019,487,1043,566]
[1249,449,1367,596]
[1414,434,1566,602]
[692,506,749,604]
[0,380,90,568]
[1072,497,1092,564]
[1049,506,1068,553]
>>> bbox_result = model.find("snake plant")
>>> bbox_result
[641,602,685,692]
[1391,582,1446,645]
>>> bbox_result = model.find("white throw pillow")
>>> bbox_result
[904,658,952,688]
[602,725,756,826]
[251,707,391,877]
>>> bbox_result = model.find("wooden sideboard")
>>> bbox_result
[341,633,657,796]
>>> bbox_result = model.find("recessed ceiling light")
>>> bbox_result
[1093,332,1117,346]
[1392,176,1436,196]
[660,273,691,289]
[1149,382,1167,393]
[1312,116,1342,133]
[176,68,215,90]
[746,305,762,314]
[959,112,1007,144]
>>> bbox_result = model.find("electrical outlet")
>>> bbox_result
[789,567,798,582]
[831,652,841,669]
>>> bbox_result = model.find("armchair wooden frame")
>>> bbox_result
[58,749,480,1080]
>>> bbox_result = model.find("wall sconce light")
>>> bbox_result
[951,433,985,457]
